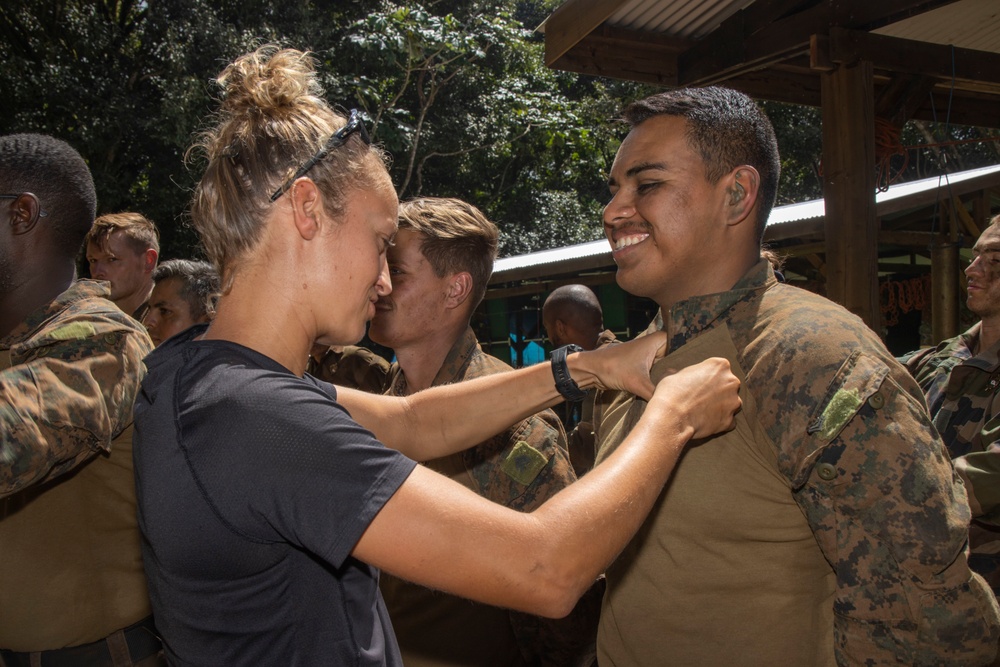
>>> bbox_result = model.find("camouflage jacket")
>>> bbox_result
[594,260,999,666]
[380,327,601,667]
[0,280,152,496]
[901,323,1000,590]
[307,344,391,394]
[901,323,1000,521]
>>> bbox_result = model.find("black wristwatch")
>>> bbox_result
[551,344,588,401]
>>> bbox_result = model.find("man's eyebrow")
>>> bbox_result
[607,161,669,187]
[974,243,1000,253]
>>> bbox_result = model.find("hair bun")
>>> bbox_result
[217,46,324,118]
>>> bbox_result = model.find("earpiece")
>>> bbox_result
[729,182,745,206]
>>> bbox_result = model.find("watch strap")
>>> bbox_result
[551,344,587,402]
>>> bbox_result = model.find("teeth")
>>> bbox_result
[615,234,649,250]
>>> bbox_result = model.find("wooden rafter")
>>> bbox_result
[543,0,628,66]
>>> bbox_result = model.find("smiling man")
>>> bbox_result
[902,213,1000,600]
[592,86,999,666]
[368,197,602,667]
[85,212,159,320]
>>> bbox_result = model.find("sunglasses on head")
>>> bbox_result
[269,109,372,203]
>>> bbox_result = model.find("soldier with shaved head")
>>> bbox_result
[0,134,160,665]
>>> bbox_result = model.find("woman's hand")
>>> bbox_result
[569,332,667,400]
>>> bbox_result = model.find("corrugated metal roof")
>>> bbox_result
[608,0,750,39]
[491,163,1000,282]
[874,0,1000,53]
[593,0,1000,53]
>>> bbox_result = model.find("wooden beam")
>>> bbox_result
[679,0,959,87]
[826,28,1000,87]
[543,0,628,66]
[822,60,879,330]
[548,26,688,86]
[873,74,937,127]
[952,197,981,239]
[878,230,946,247]
[931,241,960,342]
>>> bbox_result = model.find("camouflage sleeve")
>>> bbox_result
[464,409,601,666]
[955,414,1000,524]
[897,345,932,370]
[0,330,147,497]
[785,353,1000,665]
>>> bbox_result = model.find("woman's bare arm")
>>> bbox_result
[339,331,664,461]
[351,357,741,616]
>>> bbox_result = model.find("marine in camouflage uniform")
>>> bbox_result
[379,326,603,667]
[595,86,999,666]
[594,260,1000,666]
[1,280,155,652]
[903,323,1000,593]
[900,216,1000,603]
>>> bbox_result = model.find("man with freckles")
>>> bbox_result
[368,196,601,667]
[591,86,999,666]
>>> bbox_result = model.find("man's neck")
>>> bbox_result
[656,251,761,315]
[392,320,469,395]
[116,280,153,320]
[0,265,75,339]
[978,317,1000,354]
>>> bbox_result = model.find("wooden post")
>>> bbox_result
[821,61,879,331]
[931,238,959,343]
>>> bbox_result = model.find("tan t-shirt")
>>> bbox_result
[594,323,837,667]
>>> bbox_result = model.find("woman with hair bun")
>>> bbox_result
[131,46,741,665]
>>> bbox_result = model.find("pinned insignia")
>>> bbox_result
[814,387,862,441]
[49,322,97,341]
[501,440,549,486]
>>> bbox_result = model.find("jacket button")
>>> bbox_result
[816,462,838,481]
[867,391,885,410]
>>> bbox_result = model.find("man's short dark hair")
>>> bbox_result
[621,87,780,244]
[0,134,97,259]
[152,259,221,321]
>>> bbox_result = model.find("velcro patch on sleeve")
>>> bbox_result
[49,322,97,341]
[502,440,549,486]
[817,387,863,441]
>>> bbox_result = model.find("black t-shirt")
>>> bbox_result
[133,326,416,666]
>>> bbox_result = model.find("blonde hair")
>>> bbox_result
[397,197,499,307]
[85,212,160,255]
[189,45,388,290]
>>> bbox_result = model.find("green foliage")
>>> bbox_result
[30,0,988,262]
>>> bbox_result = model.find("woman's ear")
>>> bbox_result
[288,178,323,240]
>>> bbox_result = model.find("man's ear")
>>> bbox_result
[445,272,474,309]
[8,192,43,235]
[143,249,158,272]
[723,166,760,227]
[288,177,323,240]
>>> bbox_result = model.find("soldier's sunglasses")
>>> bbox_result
[269,109,371,203]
